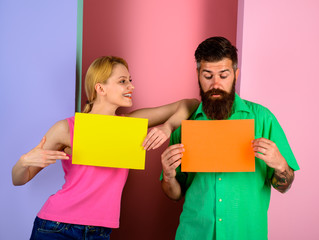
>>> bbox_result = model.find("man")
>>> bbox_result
[160,37,299,240]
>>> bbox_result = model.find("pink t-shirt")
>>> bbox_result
[37,116,129,228]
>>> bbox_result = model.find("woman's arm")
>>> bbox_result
[12,120,70,186]
[126,99,199,150]
[126,99,199,128]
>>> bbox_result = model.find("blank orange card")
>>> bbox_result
[181,119,255,172]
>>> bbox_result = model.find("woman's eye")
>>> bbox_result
[129,79,132,82]
[119,80,126,84]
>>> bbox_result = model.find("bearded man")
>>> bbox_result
[160,37,299,240]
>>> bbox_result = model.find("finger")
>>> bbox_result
[252,138,272,146]
[171,159,181,169]
[143,128,157,147]
[162,147,184,162]
[144,135,160,150]
[42,159,58,164]
[43,150,68,156]
[151,138,167,150]
[253,146,267,155]
[165,159,182,172]
[161,144,184,159]
[29,159,57,168]
[146,137,160,150]
[254,152,267,161]
[163,155,182,173]
[167,153,183,167]
[43,155,69,160]
[40,160,57,168]
[163,149,184,167]
[42,152,69,160]
[147,133,168,150]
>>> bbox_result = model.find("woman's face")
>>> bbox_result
[101,63,134,108]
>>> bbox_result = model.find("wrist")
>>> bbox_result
[274,160,289,175]
[163,173,175,183]
[19,154,29,169]
[163,122,174,133]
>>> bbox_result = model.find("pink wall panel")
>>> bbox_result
[82,0,238,239]
[238,0,319,239]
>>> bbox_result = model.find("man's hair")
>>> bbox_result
[195,36,238,71]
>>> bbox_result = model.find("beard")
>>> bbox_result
[200,80,236,120]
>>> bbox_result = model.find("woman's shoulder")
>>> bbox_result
[45,119,71,148]
[52,119,70,132]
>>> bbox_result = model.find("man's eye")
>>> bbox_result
[204,75,212,80]
[220,75,228,79]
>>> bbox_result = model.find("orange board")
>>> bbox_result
[181,119,255,172]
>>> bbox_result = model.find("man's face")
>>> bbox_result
[198,58,237,96]
[198,58,239,120]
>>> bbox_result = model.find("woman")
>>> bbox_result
[12,56,198,239]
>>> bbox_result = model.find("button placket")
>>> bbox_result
[216,173,224,228]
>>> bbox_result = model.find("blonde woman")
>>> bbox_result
[12,56,199,240]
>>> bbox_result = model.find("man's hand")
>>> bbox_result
[252,138,294,193]
[161,144,184,182]
[161,144,184,200]
[252,138,287,171]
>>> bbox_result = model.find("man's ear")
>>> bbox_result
[235,68,240,83]
[95,83,106,95]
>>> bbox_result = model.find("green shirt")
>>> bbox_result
[170,94,299,240]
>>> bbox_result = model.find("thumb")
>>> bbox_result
[37,136,46,149]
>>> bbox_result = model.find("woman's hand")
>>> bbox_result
[21,136,69,168]
[142,124,172,150]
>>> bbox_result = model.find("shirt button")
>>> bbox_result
[218,178,222,181]
[219,199,222,202]
[219,218,222,222]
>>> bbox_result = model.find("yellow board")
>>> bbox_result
[72,112,148,170]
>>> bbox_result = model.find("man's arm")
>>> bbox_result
[271,166,295,193]
[161,144,185,200]
[252,138,295,193]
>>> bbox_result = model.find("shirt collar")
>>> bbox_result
[194,93,252,119]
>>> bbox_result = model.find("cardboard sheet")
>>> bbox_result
[72,112,148,169]
[181,119,255,172]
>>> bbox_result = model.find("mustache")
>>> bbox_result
[204,88,228,97]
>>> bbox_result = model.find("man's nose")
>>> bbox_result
[209,77,221,89]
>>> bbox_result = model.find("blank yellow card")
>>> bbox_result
[72,112,148,170]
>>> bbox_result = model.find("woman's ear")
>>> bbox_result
[95,83,106,96]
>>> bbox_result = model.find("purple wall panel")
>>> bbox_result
[0,1,77,239]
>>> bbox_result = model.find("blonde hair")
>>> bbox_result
[82,56,128,113]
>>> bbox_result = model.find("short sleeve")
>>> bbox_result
[257,106,300,172]
[269,114,300,171]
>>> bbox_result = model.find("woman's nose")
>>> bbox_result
[128,82,134,90]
